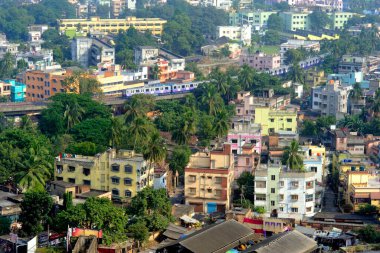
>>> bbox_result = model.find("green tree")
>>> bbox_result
[213,109,230,139]
[110,117,123,148]
[301,120,317,137]
[124,94,155,124]
[128,117,150,150]
[358,225,380,243]
[358,203,378,215]
[282,140,304,171]
[128,220,149,244]
[55,197,128,245]
[20,191,53,236]
[236,171,254,202]
[263,30,280,45]
[198,84,223,115]
[316,116,336,129]
[309,10,332,31]
[64,101,85,131]
[287,63,305,84]
[63,191,73,211]
[0,53,15,78]
[267,14,283,31]
[65,141,99,156]
[169,146,191,175]
[70,118,112,148]
[284,49,304,65]
[128,188,172,232]
[220,45,231,58]
[143,131,167,186]
[238,65,254,90]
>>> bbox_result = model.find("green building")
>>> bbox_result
[280,12,311,31]
[329,12,355,30]
[229,11,277,30]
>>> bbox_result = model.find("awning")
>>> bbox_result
[180,215,199,224]
[353,193,370,198]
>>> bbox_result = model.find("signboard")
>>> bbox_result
[71,228,103,238]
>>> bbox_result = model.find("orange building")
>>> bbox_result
[18,68,73,101]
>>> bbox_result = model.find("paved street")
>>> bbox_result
[170,185,184,204]
[321,184,339,212]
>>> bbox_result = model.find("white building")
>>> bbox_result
[254,162,316,221]
[126,0,136,10]
[186,0,233,10]
[217,25,252,46]
[311,80,351,119]
[294,83,303,98]
[280,40,320,65]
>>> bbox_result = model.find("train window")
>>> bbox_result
[155,88,159,91]
[165,87,169,90]
[146,89,149,92]
[182,85,185,88]
[190,84,193,87]
[173,86,176,89]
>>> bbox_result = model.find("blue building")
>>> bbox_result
[326,71,363,87]
[5,80,26,102]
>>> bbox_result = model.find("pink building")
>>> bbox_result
[240,51,280,71]
[227,118,262,155]
[234,144,259,179]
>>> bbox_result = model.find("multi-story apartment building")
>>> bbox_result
[254,162,316,220]
[229,11,277,31]
[330,12,354,30]
[184,144,234,213]
[327,128,365,154]
[216,25,252,46]
[280,12,311,31]
[326,71,363,87]
[254,107,297,135]
[234,90,291,119]
[240,51,280,71]
[234,143,260,180]
[300,145,326,183]
[55,149,153,201]
[58,16,167,36]
[111,0,126,18]
[280,40,320,65]
[227,118,262,155]
[272,0,343,11]
[0,34,19,59]
[0,81,11,97]
[71,37,115,68]
[338,55,380,74]
[18,64,73,101]
[343,171,380,212]
[311,80,350,119]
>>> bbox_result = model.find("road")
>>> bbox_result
[169,185,184,205]
[321,184,339,212]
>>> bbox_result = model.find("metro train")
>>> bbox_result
[122,81,204,97]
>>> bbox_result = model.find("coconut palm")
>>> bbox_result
[171,112,197,145]
[150,64,161,80]
[0,52,15,78]
[128,117,149,150]
[210,68,228,95]
[124,99,142,124]
[238,64,254,90]
[338,115,365,133]
[349,83,363,100]
[288,63,305,84]
[144,131,166,187]
[16,143,52,192]
[20,115,33,131]
[213,109,231,139]
[63,101,84,131]
[110,117,123,148]
[283,140,304,171]
[199,84,221,115]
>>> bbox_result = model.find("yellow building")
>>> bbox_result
[184,143,234,213]
[254,107,297,136]
[58,16,167,36]
[343,171,380,212]
[55,149,153,201]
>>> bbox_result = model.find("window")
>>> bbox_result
[291,195,298,201]
[112,189,119,196]
[207,188,212,193]
[83,168,90,176]
[68,166,75,172]
[111,177,120,184]
[125,190,132,198]
[231,139,238,143]
[290,181,299,188]
[124,178,132,185]
[306,181,314,189]
[306,207,312,212]
[124,164,133,173]
[111,164,120,172]
[271,201,275,206]
[83,180,91,186]
[215,177,222,184]
[271,175,275,180]
[189,175,196,182]
[279,194,284,201]
[310,167,317,172]
[269,128,275,133]
[279,207,283,212]
[189,188,196,195]
[271,188,275,193]
[215,189,222,197]
[256,181,266,188]
[68,178,75,184]
[57,165,63,174]
[306,194,313,202]
[256,194,266,201]
[56,177,63,181]
[269,118,274,122]
[279,181,284,187]
[291,207,298,213]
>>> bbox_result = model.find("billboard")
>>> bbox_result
[71,228,103,238]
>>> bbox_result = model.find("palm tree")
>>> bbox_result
[128,117,149,150]
[282,140,304,171]
[110,117,123,148]
[16,143,52,192]
[238,64,254,90]
[124,99,142,124]
[64,101,84,131]
[338,115,365,133]
[213,110,230,139]
[20,115,33,131]
[199,84,221,115]
[144,131,166,187]
[288,63,305,84]
[171,112,197,145]
[0,52,15,78]
[210,68,228,95]
[150,64,161,80]
[184,94,197,111]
